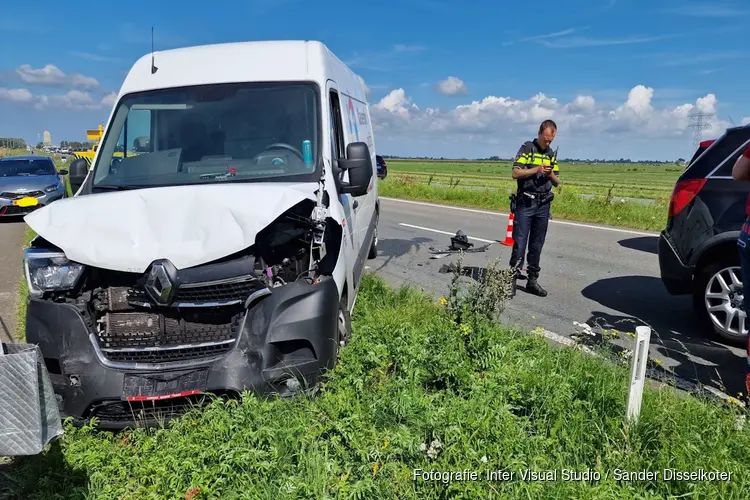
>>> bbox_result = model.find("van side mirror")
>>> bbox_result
[337,142,373,197]
[69,158,89,194]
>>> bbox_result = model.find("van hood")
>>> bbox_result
[24,182,318,273]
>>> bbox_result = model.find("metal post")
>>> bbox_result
[626,325,652,423]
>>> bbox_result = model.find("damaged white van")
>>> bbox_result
[22,40,380,429]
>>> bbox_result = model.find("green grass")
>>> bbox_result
[383,160,679,230]
[380,177,668,231]
[3,274,750,499]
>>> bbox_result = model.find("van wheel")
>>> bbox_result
[693,261,747,345]
[368,211,379,259]
[336,295,352,357]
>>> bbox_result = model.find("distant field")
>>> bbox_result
[379,159,680,231]
[386,160,683,201]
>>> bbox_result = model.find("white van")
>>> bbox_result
[22,40,380,428]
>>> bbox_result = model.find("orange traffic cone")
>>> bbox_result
[501,213,514,246]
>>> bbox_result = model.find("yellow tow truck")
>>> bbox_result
[72,125,126,166]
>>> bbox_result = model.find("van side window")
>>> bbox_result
[329,90,345,159]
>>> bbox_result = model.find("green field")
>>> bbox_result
[380,160,681,231]
[4,272,750,499]
[387,160,682,201]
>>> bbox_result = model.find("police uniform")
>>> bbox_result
[508,139,559,297]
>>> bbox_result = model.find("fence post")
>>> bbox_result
[626,325,652,423]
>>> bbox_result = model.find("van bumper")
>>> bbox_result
[658,230,693,295]
[26,278,340,430]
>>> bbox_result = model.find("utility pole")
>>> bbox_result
[689,112,713,151]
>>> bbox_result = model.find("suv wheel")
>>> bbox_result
[694,262,747,344]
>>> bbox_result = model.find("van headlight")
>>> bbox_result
[24,249,85,297]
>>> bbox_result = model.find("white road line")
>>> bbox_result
[398,223,496,244]
[381,197,657,237]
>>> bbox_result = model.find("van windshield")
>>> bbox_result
[92,82,320,189]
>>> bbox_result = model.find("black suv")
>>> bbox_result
[659,125,750,344]
[376,155,387,179]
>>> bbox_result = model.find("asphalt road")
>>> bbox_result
[0,196,744,397]
[371,197,746,398]
[0,217,26,343]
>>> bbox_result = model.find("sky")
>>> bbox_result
[0,0,748,161]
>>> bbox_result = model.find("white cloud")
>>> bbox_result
[101,92,117,107]
[0,87,33,102]
[35,90,103,110]
[369,85,733,158]
[15,64,99,89]
[436,76,468,96]
[741,117,750,126]
[357,76,371,98]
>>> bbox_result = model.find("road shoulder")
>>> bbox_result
[0,220,28,343]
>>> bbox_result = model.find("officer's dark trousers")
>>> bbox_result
[509,197,551,279]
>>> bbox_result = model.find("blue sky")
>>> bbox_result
[0,0,748,160]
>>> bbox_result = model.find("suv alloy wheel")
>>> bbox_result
[696,262,748,343]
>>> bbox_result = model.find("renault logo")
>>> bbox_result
[145,263,173,305]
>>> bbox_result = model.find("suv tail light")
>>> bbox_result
[668,178,707,217]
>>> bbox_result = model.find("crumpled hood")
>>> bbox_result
[24,182,318,273]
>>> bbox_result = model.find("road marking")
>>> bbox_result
[398,223,496,244]
[382,197,656,237]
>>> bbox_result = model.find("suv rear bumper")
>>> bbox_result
[658,230,693,295]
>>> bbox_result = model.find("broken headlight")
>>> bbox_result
[24,249,85,297]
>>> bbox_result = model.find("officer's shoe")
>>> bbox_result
[526,279,548,297]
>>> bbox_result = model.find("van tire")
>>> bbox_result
[367,211,379,259]
[693,259,747,345]
[336,294,352,356]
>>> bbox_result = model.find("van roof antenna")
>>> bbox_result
[151,26,158,74]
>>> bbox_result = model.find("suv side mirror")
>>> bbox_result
[337,142,373,197]
[69,158,89,194]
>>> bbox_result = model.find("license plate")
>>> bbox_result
[122,369,208,402]
[13,196,38,207]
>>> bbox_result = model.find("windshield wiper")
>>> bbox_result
[93,185,139,191]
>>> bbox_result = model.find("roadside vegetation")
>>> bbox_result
[3,263,749,499]
[382,160,678,231]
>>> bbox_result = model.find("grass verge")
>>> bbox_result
[3,272,749,499]
[380,178,668,231]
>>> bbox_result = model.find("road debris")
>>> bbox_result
[429,230,493,258]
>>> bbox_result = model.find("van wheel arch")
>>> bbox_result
[336,285,352,358]
[368,203,379,259]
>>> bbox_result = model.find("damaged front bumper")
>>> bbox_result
[26,278,339,430]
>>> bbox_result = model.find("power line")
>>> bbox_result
[689,112,713,151]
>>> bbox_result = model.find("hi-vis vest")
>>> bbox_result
[512,140,559,194]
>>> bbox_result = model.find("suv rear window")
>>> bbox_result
[686,126,750,179]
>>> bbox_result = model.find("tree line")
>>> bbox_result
[381,154,685,164]
[0,138,27,149]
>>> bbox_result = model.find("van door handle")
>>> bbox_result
[353,200,359,210]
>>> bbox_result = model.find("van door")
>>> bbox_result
[341,93,376,287]
[328,84,359,304]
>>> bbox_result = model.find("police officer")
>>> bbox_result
[509,119,560,297]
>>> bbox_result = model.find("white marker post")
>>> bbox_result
[626,325,652,424]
